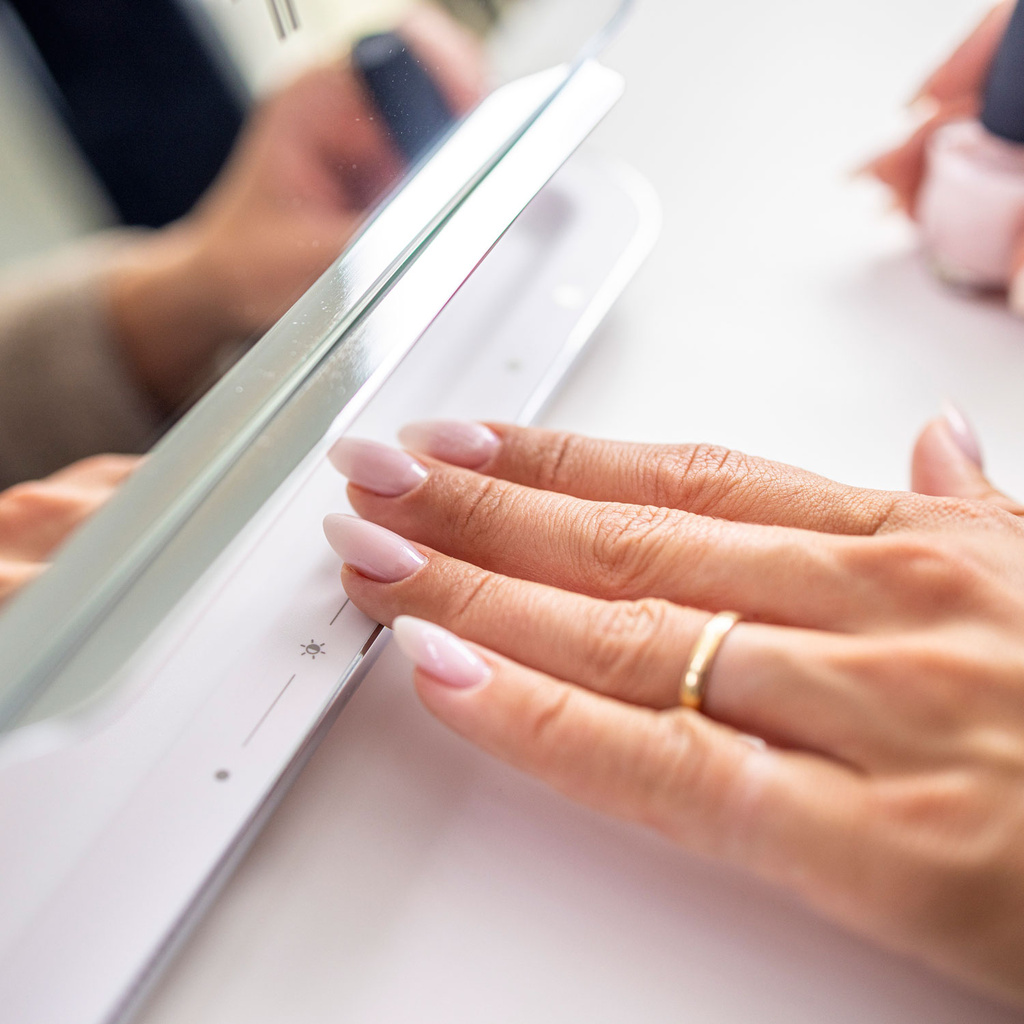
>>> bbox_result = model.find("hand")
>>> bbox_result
[106,3,484,410]
[0,455,139,605]
[863,2,1012,216]
[323,416,1024,1007]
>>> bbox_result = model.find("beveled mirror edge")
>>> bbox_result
[0,57,626,735]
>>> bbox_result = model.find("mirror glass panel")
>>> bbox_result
[0,0,629,732]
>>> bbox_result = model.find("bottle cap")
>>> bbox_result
[982,0,1024,143]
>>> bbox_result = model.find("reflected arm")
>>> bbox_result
[0,234,165,488]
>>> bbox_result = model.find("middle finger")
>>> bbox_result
[332,439,870,630]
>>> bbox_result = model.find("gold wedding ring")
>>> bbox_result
[679,611,742,712]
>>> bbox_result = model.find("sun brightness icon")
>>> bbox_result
[300,639,325,660]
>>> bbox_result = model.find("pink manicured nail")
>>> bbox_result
[323,514,426,582]
[391,616,491,689]
[397,420,500,469]
[940,401,983,467]
[328,437,428,496]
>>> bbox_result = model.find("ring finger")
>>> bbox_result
[325,514,889,769]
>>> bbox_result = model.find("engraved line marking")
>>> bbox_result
[243,674,297,747]
[264,0,285,38]
[329,599,350,626]
[360,624,385,656]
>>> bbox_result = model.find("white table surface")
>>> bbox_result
[137,1,1024,1020]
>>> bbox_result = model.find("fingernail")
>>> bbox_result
[391,616,491,689]
[397,420,500,469]
[940,401,983,467]
[323,514,426,582]
[328,437,428,497]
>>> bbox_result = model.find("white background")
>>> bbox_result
[137,1,1024,1021]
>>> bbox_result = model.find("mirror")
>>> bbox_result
[0,0,630,733]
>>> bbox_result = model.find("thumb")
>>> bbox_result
[911,405,1024,512]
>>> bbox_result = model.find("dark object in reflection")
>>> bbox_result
[353,31,456,163]
[2,0,245,228]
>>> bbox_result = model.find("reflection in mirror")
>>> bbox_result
[0,0,621,576]
[0,4,642,1012]
[0,0,629,725]
[0,0,488,485]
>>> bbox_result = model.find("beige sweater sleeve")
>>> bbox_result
[0,234,166,489]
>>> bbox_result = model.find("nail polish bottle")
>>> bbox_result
[917,0,1024,291]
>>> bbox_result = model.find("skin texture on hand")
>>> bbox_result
[325,419,1024,1008]
[0,454,139,605]
[105,3,485,411]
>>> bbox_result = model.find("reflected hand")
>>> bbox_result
[107,4,485,410]
[324,419,1024,1007]
[0,455,139,606]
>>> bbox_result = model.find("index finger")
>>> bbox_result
[398,422,900,535]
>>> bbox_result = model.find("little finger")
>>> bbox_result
[390,615,867,905]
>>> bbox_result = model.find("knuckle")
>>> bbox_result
[446,566,502,628]
[535,431,579,492]
[0,483,64,525]
[583,597,672,686]
[832,633,1024,754]
[585,504,675,593]
[523,685,576,751]
[652,716,704,795]
[867,776,1020,940]
[939,495,1013,527]
[636,714,752,850]
[3,481,48,507]
[842,533,985,615]
[864,492,911,534]
[87,453,139,479]
[455,475,511,545]
[832,636,961,732]
[73,454,121,474]
[664,444,763,515]
[881,493,1012,533]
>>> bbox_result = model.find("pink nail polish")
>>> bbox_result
[940,402,984,467]
[328,437,427,497]
[391,616,491,689]
[323,514,426,582]
[917,4,1024,290]
[397,421,500,469]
